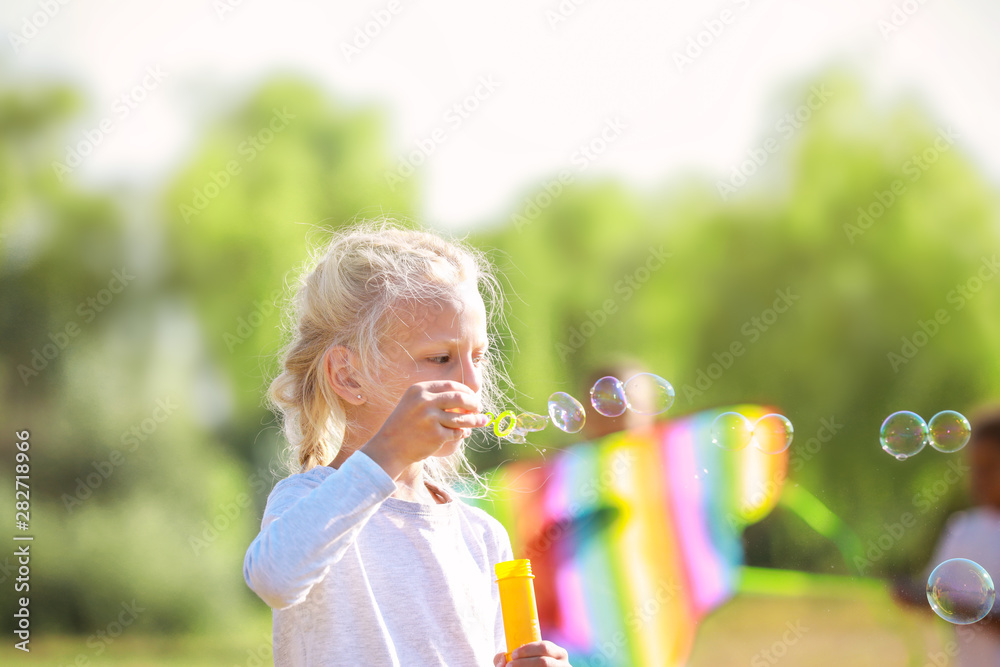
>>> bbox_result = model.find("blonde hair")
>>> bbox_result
[267,218,510,494]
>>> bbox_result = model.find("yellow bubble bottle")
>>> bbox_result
[494,558,542,661]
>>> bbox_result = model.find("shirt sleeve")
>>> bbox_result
[242,451,397,610]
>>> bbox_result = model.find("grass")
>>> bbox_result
[688,594,948,666]
[2,575,960,666]
[1,613,273,666]
[688,568,956,667]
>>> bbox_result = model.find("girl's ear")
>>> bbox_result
[324,346,365,405]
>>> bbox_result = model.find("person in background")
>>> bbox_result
[580,357,657,441]
[893,405,1000,666]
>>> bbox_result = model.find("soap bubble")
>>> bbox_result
[503,412,547,443]
[505,431,527,444]
[880,411,928,460]
[590,376,627,417]
[548,392,586,433]
[928,410,972,453]
[506,422,528,442]
[517,412,548,432]
[926,558,996,624]
[752,414,794,454]
[623,373,675,415]
[711,412,753,451]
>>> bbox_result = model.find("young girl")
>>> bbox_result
[243,221,572,666]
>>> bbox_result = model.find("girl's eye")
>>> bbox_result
[426,352,486,365]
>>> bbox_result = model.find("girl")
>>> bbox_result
[243,221,572,667]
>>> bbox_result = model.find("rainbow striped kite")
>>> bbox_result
[475,405,788,667]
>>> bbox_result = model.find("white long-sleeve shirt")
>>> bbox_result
[243,450,512,666]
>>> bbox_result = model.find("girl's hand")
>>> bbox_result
[362,380,487,479]
[493,641,571,667]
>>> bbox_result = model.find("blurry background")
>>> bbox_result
[2,0,1000,664]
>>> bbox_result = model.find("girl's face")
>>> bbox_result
[372,280,489,456]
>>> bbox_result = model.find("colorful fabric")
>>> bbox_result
[474,405,788,666]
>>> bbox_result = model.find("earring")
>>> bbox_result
[357,394,362,400]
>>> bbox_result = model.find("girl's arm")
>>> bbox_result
[245,380,484,609]
[242,450,396,609]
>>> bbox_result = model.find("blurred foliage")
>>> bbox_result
[2,67,999,637]
[1,77,417,635]
[477,72,1000,576]
[162,79,418,462]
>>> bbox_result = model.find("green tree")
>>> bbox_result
[162,79,418,469]
[475,71,1000,575]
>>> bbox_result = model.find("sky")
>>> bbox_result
[3,0,1000,230]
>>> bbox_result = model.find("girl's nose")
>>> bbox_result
[458,354,482,394]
